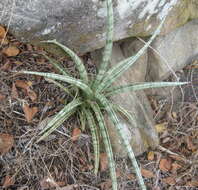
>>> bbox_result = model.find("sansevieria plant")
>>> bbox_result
[20,0,187,189]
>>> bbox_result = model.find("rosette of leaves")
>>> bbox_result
[20,0,187,189]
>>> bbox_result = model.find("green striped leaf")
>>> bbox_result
[41,40,88,83]
[42,53,70,76]
[112,104,137,126]
[90,102,117,190]
[20,71,93,97]
[38,110,75,142]
[37,98,83,142]
[92,0,114,90]
[105,81,188,96]
[97,17,166,93]
[85,108,100,175]
[79,107,86,131]
[96,93,146,190]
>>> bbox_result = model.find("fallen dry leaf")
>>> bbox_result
[71,128,81,141]
[3,46,20,57]
[0,133,14,155]
[23,103,38,122]
[3,175,15,187]
[186,136,197,151]
[141,168,154,178]
[100,153,108,172]
[15,80,30,90]
[11,83,19,99]
[0,25,6,38]
[155,123,167,133]
[147,151,155,161]
[186,180,198,187]
[162,176,176,185]
[15,80,37,101]
[0,93,6,101]
[171,162,182,173]
[159,158,172,172]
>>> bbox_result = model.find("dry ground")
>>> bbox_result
[0,29,198,190]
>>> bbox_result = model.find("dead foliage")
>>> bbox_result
[0,25,197,190]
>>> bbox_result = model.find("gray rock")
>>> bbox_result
[147,19,198,81]
[0,0,196,55]
[120,38,148,82]
[189,0,198,19]
[91,43,158,156]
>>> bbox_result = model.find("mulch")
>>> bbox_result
[0,27,197,190]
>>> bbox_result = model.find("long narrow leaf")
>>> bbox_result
[41,40,88,83]
[90,102,117,190]
[20,71,93,97]
[38,109,75,142]
[85,108,100,175]
[37,98,82,142]
[96,93,146,190]
[97,17,166,93]
[105,81,188,96]
[92,0,114,90]
[112,104,137,127]
[79,107,86,131]
[42,53,70,76]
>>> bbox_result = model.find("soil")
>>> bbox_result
[0,31,198,190]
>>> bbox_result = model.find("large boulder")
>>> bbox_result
[0,0,197,55]
[141,19,198,117]
[120,38,148,82]
[147,19,198,81]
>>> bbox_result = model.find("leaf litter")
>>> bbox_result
[71,127,81,142]
[2,175,15,188]
[2,46,20,57]
[0,25,198,190]
[0,133,14,155]
[22,103,38,122]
